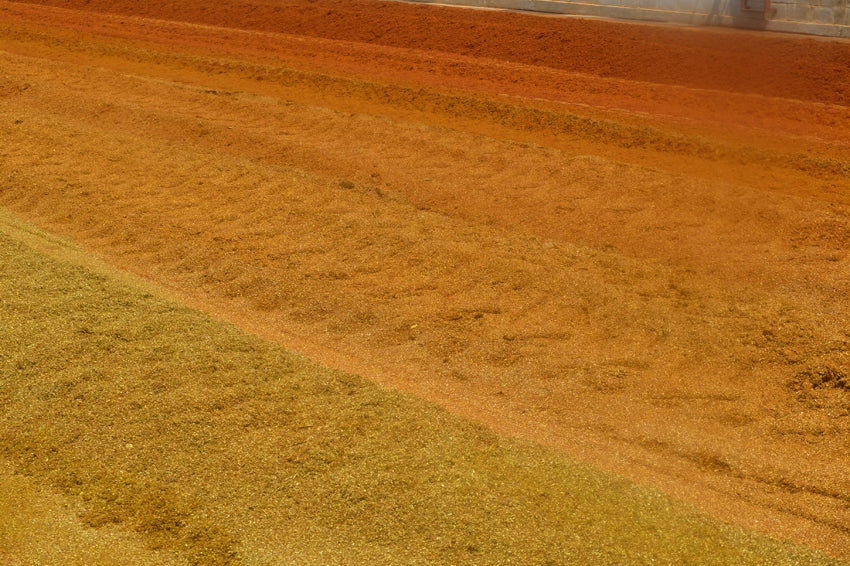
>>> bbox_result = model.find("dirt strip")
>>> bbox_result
[12,0,850,105]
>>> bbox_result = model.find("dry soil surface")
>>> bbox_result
[1,0,849,559]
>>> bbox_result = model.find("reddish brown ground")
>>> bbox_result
[1,0,849,559]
